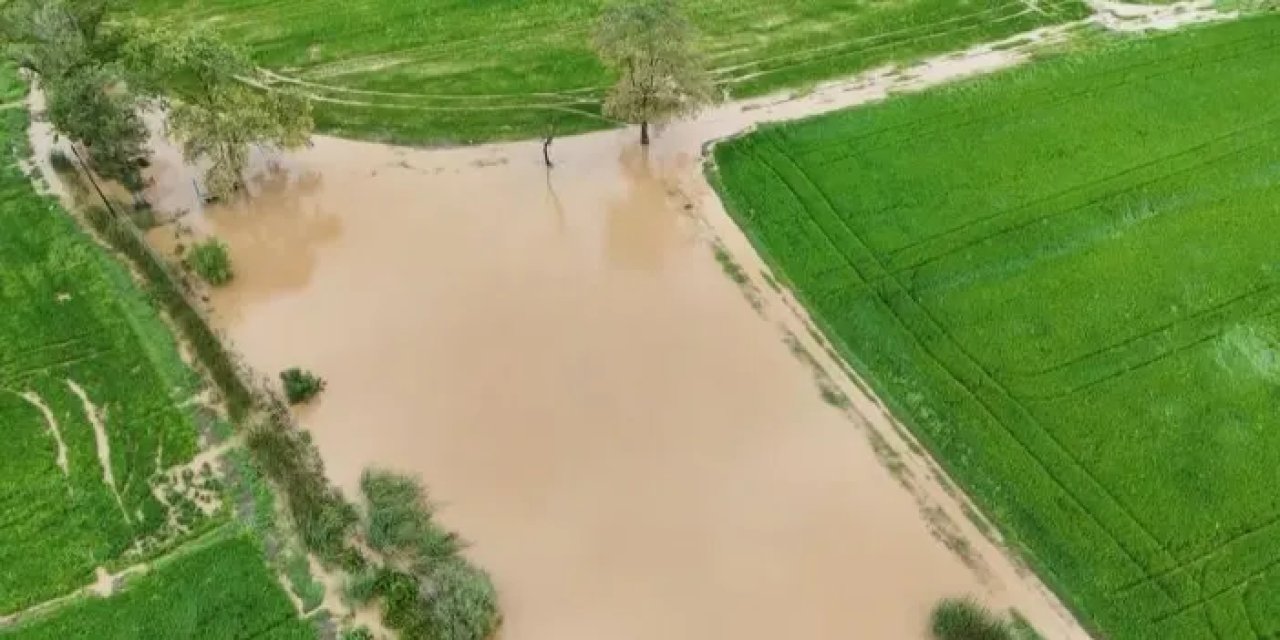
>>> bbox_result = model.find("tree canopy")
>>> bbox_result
[1,3,313,202]
[122,22,313,200]
[2,0,147,189]
[593,0,713,144]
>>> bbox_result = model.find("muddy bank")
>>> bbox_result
[137,27,1114,640]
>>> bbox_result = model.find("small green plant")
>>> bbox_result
[281,368,326,404]
[187,238,233,286]
[930,598,1013,640]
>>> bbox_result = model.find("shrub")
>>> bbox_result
[930,598,1013,640]
[420,557,500,640]
[281,367,326,404]
[359,469,460,562]
[187,238,233,285]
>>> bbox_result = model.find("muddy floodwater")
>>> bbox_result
[142,41,1090,640]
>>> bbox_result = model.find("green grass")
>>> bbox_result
[0,64,206,614]
[711,15,1280,638]
[132,0,1089,143]
[2,534,314,639]
[0,63,311,638]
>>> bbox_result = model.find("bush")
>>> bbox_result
[187,237,233,285]
[359,469,460,563]
[281,367,326,404]
[420,557,500,640]
[930,598,1013,640]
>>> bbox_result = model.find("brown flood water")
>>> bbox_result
[143,37,1088,640]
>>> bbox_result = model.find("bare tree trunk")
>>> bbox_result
[640,120,650,145]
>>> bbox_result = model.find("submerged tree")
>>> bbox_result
[593,0,713,145]
[121,21,313,201]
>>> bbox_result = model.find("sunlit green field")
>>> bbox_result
[713,15,1280,638]
[2,534,313,640]
[0,65,310,638]
[0,66,202,614]
[133,0,1089,143]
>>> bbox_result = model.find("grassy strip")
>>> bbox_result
[711,15,1280,638]
[132,0,1090,143]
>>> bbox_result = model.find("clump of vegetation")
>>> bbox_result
[187,237,233,285]
[281,367,326,404]
[245,418,360,568]
[930,598,1013,640]
[348,469,500,640]
[361,470,460,564]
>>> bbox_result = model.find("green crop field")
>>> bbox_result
[2,534,314,640]
[0,64,310,639]
[712,15,1280,638]
[0,67,204,613]
[132,0,1089,143]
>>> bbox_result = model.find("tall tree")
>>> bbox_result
[593,0,713,145]
[1,0,148,191]
[121,21,313,201]
[44,66,149,192]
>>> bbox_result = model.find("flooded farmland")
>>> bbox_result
[142,40,1089,640]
